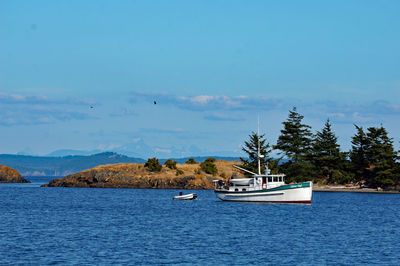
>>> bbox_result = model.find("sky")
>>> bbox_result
[1,0,399,158]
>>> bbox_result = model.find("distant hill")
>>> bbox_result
[0,153,241,177]
[0,152,145,176]
[46,149,102,157]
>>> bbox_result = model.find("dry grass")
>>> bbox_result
[0,164,22,178]
[48,160,249,189]
[81,160,245,180]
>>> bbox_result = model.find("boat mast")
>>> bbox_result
[257,116,261,175]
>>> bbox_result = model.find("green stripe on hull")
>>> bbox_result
[215,182,311,194]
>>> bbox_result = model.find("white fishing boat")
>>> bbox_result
[214,166,312,204]
[173,192,198,200]
[213,124,312,204]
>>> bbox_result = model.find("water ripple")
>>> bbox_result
[1,181,400,265]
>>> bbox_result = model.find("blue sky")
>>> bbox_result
[1,0,399,158]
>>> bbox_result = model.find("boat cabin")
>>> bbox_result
[214,167,286,192]
[254,174,285,189]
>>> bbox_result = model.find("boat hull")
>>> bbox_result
[215,182,312,204]
[173,193,198,200]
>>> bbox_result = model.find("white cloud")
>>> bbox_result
[190,95,215,104]
[0,92,96,106]
[0,92,96,126]
[352,112,374,123]
[0,107,91,126]
[130,91,287,111]
[130,91,400,125]
[327,113,345,118]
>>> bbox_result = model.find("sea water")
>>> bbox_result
[1,177,400,265]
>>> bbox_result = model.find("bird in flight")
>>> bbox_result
[90,106,94,109]
[154,101,157,105]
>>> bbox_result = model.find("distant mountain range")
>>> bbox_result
[46,149,103,157]
[0,152,241,177]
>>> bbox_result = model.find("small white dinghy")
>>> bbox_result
[173,192,198,200]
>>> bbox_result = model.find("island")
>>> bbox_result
[0,165,30,183]
[42,160,241,189]
[40,156,400,193]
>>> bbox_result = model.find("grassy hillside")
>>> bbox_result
[44,160,245,189]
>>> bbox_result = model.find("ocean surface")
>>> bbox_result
[1,177,400,265]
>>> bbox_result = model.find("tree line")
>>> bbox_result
[240,107,400,189]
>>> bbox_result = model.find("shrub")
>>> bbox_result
[175,169,184,176]
[204,157,216,163]
[200,158,218,176]
[144,157,162,172]
[164,159,177,169]
[185,158,198,164]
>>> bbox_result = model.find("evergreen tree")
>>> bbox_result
[349,125,369,183]
[240,132,272,175]
[312,119,343,183]
[364,126,397,188]
[275,107,313,162]
[145,157,162,172]
[280,160,316,183]
[394,149,400,189]
[274,107,314,182]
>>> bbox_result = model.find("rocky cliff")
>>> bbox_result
[0,165,30,183]
[42,160,243,189]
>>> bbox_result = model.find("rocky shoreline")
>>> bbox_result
[39,161,400,194]
[313,185,400,194]
[0,165,30,183]
[41,161,240,189]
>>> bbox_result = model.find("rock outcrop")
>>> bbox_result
[0,165,30,183]
[42,160,243,189]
